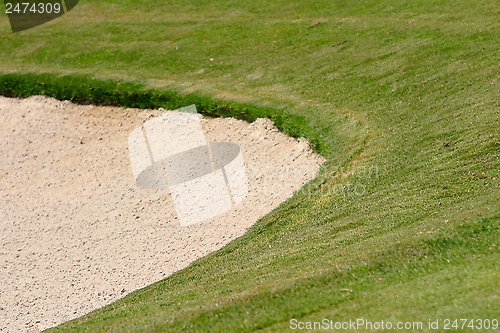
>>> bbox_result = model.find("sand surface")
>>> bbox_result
[0,96,325,333]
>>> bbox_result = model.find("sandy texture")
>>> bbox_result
[0,96,325,333]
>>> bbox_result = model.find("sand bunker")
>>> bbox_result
[0,96,325,332]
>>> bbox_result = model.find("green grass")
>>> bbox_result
[0,73,328,153]
[0,0,499,331]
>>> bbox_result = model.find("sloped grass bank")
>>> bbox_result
[46,210,500,332]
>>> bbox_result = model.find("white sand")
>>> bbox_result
[0,96,325,333]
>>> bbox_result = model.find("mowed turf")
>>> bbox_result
[0,0,499,332]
